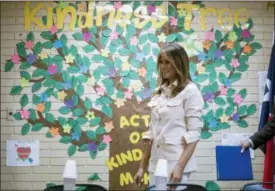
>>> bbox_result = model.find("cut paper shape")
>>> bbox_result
[7,140,39,166]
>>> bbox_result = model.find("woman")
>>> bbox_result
[134,43,204,190]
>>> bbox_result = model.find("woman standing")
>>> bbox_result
[134,43,204,190]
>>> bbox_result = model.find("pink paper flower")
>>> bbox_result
[130,36,138,46]
[113,1,122,9]
[219,85,227,96]
[231,59,240,68]
[205,31,214,41]
[25,41,33,50]
[96,86,105,96]
[234,93,243,105]
[103,134,112,143]
[50,26,58,34]
[83,32,91,41]
[110,31,119,40]
[124,89,133,99]
[241,29,251,39]
[11,53,21,64]
[170,17,178,26]
[20,110,30,119]
[48,64,57,75]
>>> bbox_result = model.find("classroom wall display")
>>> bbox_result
[4,1,262,190]
[6,140,39,166]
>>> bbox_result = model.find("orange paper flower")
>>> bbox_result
[243,45,252,54]
[225,41,234,49]
[50,127,59,137]
[138,67,147,78]
[203,39,211,50]
[37,103,45,112]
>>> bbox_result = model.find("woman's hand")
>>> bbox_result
[168,164,184,190]
[134,168,145,187]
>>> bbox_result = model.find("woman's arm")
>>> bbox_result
[176,140,198,170]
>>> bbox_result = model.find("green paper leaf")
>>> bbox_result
[87,130,97,140]
[5,60,14,72]
[59,106,71,115]
[31,123,43,132]
[89,150,97,159]
[32,82,42,93]
[95,126,105,135]
[84,98,92,110]
[20,71,31,80]
[33,42,42,55]
[225,106,234,116]
[90,117,101,126]
[67,66,80,73]
[16,42,26,57]
[238,119,248,128]
[139,34,148,45]
[32,69,46,77]
[119,48,131,56]
[102,105,112,117]
[166,33,177,42]
[247,104,256,115]
[83,45,96,53]
[98,142,107,151]
[239,89,247,99]
[215,30,222,42]
[76,84,84,96]
[218,73,227,84]
[250,42,262,49]
[13,112,21,120]
[42,41,53,49]
[238,105,247,116]
[73,108,84,117]
[88,173,100,181]
[40,31,53,40]
[100,35,108,47]
[76,117,88,125]
[60,136,72,144]
[215,108,224,119]
[45,113,55,123]
[126,24,136,36]
[20,94,29,108]
[29,109,36,120]
[68,144,77,156]
[79,144,88,152]
[215,97,226,106]
[26,32,34,41]
[20,62,31,70]
[72,32,83,40]
[227,88,236,97]
[58,117,66,126]
[142,43,151,55]
[46,131,53,138]
[230,72,242,82]
[200,131,212,139]
[10,86,23,95]
[21,123,30,135]
[44,102,51,113]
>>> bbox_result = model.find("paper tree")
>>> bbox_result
[4,1,261,160]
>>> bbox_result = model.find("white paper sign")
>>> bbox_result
[221,133,254,158]
[6,140,39,166]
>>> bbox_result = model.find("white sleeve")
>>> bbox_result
[183,86,204,144]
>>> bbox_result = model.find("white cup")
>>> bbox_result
[154,159,168,177]
[63,160,77,179]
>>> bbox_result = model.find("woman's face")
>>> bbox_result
[158,53,177,83]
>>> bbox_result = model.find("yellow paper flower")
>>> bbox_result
[184,20,192,31]
[58,90,67,101]
[132,81,143,92]
[85,111,95,120]
[158,33,167,43]
[63,124,72,134]
[177,9,186,17]
[65,54,75,64]
[197,64,205,74]
[101,49,110,57]
[220,115,229,123]
[87,76,96,86]
[20,78,29,87]
[114,98,125,108]
[228,31,238,42]
[122,62,130,71]
[38,51,48,59]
